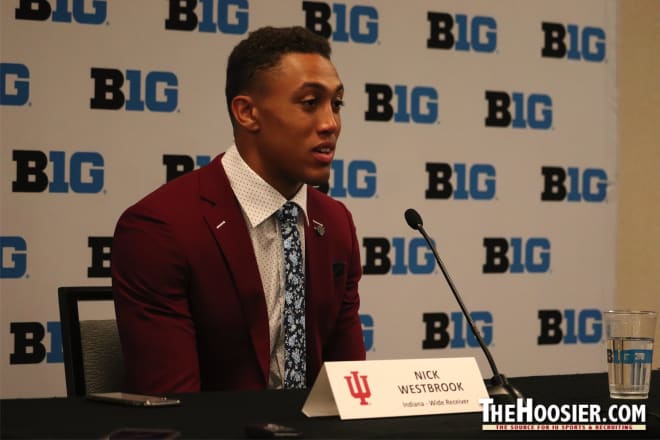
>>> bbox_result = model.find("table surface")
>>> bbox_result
[2,371,659,439]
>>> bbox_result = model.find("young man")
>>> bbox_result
[111,26,366,393]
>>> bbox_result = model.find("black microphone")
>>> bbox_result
[404,208,523,404]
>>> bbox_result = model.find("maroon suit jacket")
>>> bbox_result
[111,155,366,393]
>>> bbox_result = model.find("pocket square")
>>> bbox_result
[332,262,345,278]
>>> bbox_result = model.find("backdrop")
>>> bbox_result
[0,0,617,398]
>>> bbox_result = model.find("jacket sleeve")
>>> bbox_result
[112,204,201,394]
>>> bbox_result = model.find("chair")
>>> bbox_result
[58,286,125,397]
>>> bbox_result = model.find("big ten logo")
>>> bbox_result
[315,159,377,198]
[0,63,30,106]
[425,163,495,201]
[364,84,438,124]
[90,68,178,112]
[422,311,493,349]
[360,314,374,351]
[14,0,107,24]
[163,154,211,182]
[302,1,378,44]
[12,150,104,194]
[362,237,434,275]
[88,236,112,278]
[426,12,497,53]
[1,237,27,279]
[541,22,606,62]
[482,237,551,274]
[164,0,248,34]
[541,166,608,203]
[537,309,602,345]
[484,91,552,129]
[10,322,63,364]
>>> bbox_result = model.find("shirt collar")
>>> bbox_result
[222,144,308,228]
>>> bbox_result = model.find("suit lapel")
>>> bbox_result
[198,155,270,384]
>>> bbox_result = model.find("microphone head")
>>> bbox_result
[404,208,423,230]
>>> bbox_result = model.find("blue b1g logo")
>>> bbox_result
[90,68,178,112]
[10,322,63,364]
[12,150,105,193]
[14,0,107,24]
[538,309,602,344]
[362,237,434,275]
[0,63,30,106]
[425,163,496,200]
[427,12,497,53]
[302,1,378,44]
[423,311,493,349]
[163,154,211,182]
[164,0,248,34]
[1,237,27,279]
[317,159,376,198]
[485,91,553,129]
[364,84,438,124]
[542,22,606,62]
[541,166,608,202]
[482,237,551,274]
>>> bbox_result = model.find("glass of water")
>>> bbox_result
[604,310,657,399]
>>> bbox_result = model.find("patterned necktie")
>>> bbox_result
[277,201,306,389]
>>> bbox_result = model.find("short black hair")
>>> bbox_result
[225,26,332,125]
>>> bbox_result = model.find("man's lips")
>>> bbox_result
[311,143,335,164]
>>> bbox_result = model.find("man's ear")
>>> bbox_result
[231,95,259,132]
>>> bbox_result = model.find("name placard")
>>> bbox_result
[302,357,488,420]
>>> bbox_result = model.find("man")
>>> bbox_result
[111,26,366,394]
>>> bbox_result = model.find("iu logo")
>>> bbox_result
[344,371,371,405]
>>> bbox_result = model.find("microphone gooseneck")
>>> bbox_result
[404,208,523,404]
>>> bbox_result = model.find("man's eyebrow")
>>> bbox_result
[298,82,344,94]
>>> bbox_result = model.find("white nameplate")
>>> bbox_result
[302,357,488,420]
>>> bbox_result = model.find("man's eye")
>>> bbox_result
[302,98,318,107]
[333,99,345,109]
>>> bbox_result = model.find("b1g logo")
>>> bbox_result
[0,63,30,106]
[541,22,606,62]
[1,237,27,279]
[537,309,602,344]
[10,322,63,364]
[316,159,377,198]
[541,166,608,202]
[362,237,434,275]
[14,0,107,24]
[163,154,211,182]
[365,84,438,124]
[485,91,552,129]
[427,12,497,53]
[88,236,112,278]
[12,150,104,193]
[164,0,248,34]
[482,237,550,274]
[425,163,495,200]
[422,311,493,349]
[302,1,378,44]
[90,68,178,112]
[360,314,374,351]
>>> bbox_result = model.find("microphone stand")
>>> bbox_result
[408,210,523,404]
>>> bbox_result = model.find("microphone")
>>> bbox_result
[404,208,523,404]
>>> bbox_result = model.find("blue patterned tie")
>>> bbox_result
[277,201,306,389]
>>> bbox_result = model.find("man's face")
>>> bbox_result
[247,52,343,198]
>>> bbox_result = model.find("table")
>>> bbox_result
[2,371,659,438]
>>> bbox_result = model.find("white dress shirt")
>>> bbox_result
[221,144,307,389]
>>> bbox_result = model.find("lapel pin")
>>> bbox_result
[312,220,325,237]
